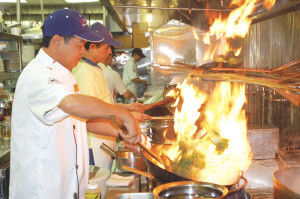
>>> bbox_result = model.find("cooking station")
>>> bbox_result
[104,173,262,198]
[0,0,299,198]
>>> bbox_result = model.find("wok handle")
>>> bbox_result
[121,165,154,179]
[100,143,117,158]
[116,126,163,166]
[142,97,175,111]
[138,142,163,165]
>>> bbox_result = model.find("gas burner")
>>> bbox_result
[225,176,250,199]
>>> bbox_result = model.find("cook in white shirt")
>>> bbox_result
[10,9,141,199]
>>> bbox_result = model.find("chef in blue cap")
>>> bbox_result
[72,22,150,170]
[10,9,141,199]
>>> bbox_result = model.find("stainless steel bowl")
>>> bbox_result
[153,181,228,199]
[116,151,147,172]
[100,143,147,172]
[150,118,176,144]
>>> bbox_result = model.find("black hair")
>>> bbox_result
[84,41,102,50]
[41,25,75,48]
[110,46,116,57]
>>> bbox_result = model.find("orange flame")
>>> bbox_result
[192,27,200,40]
[263,0,276,9]
[157,79,252,185]
[201,0,276,61]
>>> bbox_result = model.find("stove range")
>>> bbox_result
[143,176,252,199]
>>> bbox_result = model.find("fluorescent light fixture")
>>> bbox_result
[1,0,27,3]
[65,0,98,3]
[147,13,153,23]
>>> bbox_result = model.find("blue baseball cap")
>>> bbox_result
[43,9,104,42]
[90,22,122,47]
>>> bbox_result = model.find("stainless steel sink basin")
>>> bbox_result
[118,192,154,199]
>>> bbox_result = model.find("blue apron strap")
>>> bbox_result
[89,148,95,165]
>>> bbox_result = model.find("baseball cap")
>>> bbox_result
[90,22,122,47]
[43,9,104,42]
[132,48,146,58]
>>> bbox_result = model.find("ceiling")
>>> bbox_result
[105,0,299,32]
[0,0,299,33]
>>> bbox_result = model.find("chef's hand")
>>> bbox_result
[119,112,142,144]
[131,111,152,122]
[126,102,147,112]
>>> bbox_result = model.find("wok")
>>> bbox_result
[140,149,240,188]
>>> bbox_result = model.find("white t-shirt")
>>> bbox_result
[101,65,127,102]
[10,48,89,199]
[122,57,139,96]
[72,61,113,104]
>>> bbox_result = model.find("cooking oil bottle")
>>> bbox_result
[85,182,101,199]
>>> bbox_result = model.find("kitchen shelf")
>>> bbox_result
[0,50,19,53]
[0,32,23,42]
[0,72,20,81]
[0,32,23,89]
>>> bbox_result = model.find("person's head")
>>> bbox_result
[104,46,116,66]
[131,48,145,62]
[42,9,103,70]
[85,22,122,65]
[83,42,112,65]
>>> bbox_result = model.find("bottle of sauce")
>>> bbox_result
[85,182,101,199]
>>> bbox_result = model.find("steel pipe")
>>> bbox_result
[112,5,231,12]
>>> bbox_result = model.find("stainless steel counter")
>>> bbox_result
[105,175,141,199]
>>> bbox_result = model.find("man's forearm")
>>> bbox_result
[132,77,147,84]
[87,118,120,137]
[58,94,131,122]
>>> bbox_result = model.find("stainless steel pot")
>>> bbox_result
[150,118,176,144]
[153,181,228,199]
[100,143,147,172]
[273,166,300,199]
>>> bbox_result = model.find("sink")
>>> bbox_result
[118,193,154,199]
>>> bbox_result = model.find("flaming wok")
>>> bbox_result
[139,147,241,187]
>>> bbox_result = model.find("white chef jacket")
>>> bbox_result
[101,65,127,103]
[10,49,89,199]
[122,57,139,96]
[72,60,116,170]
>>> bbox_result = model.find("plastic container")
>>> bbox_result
[10,27,22,36]
[85,183,101,199]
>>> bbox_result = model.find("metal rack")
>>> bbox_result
[0,32,23,82]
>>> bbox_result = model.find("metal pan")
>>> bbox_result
[140,149,240,188]
[100,143,147,172]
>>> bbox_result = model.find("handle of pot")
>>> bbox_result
[142,97,175,111]
[118,130,163,165]
[100,143,117,158]
[121,165,154,180]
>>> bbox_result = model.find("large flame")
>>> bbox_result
[153,80,252,185]
[201,0,276,61]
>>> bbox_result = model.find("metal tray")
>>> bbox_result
[118,192,154,199]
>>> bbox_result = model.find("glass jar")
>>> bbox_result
[2,119,10,149]
[85,183,101,199]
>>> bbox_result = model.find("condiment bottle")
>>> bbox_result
[85,183,101,199]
